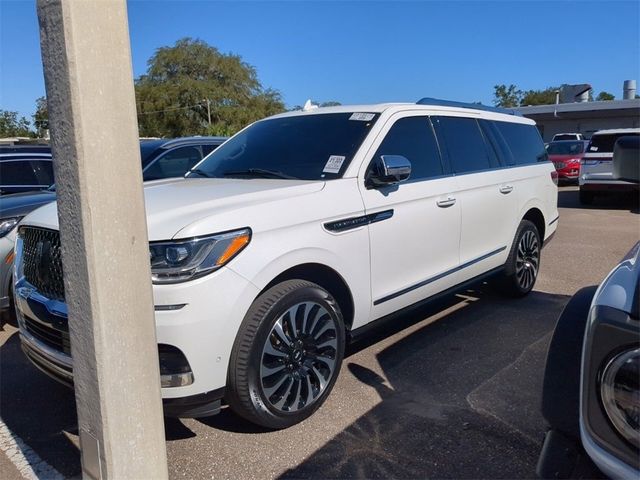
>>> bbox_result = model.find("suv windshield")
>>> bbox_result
[187,113,379,180]
[547,141,585,155]
[588,132,640,153]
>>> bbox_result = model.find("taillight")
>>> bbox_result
[550,170,559,185]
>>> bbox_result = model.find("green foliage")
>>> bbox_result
[135,38,285,137]
[33,96,49,136]
[0,110,34,137]
[493,84,522,108]
[596,91,615,101]
[520,87,559,106]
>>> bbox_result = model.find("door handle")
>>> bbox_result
[436,196,456,208]
[499,185,514,194]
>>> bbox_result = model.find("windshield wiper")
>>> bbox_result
[187,168,213,178]
[222,168,298,180]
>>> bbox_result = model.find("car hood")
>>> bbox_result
[22,177,326,240]
[0,190,57,218]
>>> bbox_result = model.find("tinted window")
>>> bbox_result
[588,132,640,153]
[494,121,548,165]
[434,117,492,174]
[202,144,221,156]
[189,113,379,180]
[143,146,202,181]
[554,134,579,141]
[373,117,444,181]
[546,141,586,155]
[0,159,53,185]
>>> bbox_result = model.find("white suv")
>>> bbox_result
[579,128,640,204]
[13,100,558,428]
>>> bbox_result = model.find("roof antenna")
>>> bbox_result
[302,99,318,112]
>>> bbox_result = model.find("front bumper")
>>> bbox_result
[15,265,260,413]
[0,232,16,311]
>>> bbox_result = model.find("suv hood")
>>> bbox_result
[22,177,325,240]
[0,190,57,218]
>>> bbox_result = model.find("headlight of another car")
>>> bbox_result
[600,347,640,449]
[0,217,22,238]
[150,228,251,284]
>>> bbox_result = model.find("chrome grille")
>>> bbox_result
[21,227,65,301]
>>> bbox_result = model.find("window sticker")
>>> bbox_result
[323,155,346,173]
[349,112,375,121]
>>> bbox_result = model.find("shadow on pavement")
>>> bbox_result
[2,284,570,479]
[280,286,570,479]
[0,330,80,478]
[558,188,639,213]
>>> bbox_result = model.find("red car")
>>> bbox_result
[546,140,589,183]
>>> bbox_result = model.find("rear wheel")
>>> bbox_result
[579,188,594,205]
[499,220,541,297]
[226,279,345,429]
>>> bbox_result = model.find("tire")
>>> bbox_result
[226,279,345,429]
[579,188,594,205]
[498,219,541,297]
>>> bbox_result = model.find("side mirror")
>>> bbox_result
[367,155,412,188]
[613,136,639,183]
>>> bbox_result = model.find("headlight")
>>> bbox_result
[0,217,22,238]
[150,228,251,284]
[600,347,640,448]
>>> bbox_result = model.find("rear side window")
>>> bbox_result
[494,121,548,165]
[373,116,444,182]
[0,159,54,186]
[143,146,202,181]
[433,116,492,174]
[588,133,640,153]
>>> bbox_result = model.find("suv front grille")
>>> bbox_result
[21,227,65,301]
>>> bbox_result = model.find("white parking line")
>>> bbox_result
[0,419,63,480]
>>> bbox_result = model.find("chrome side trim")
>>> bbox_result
[374,246,507,305]
[154,304,187,311]
[324,209,394,233]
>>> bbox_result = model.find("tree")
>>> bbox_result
[33,96,49,137]
[0,110,33,137]
[135,38,285,137]
[520,87,559,106]
[596,91,615,101]
[493,84,522,108]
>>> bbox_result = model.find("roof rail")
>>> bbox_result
[416,97,521,116]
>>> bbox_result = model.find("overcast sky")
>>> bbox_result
[2,0,639,119]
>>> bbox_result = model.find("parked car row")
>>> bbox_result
[11,99,559,429]
[545,128,640,205]
[0,136,226,314]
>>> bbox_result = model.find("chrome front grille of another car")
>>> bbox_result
[20,226,65,301]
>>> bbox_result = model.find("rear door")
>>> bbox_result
[432,115,516,281]
[581,132,640,184]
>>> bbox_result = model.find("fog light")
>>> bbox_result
[600,347,640,448]
[158,344,194,387]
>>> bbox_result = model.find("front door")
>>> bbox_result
[359,113,462,320]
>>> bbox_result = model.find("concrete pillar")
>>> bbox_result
[36,1,168,479]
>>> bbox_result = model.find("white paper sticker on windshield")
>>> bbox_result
[323,155,346,173]
[349,112,375,121]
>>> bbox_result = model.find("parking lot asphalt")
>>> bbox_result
[1,186,638,480]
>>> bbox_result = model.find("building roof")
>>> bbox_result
[516,98,640,116]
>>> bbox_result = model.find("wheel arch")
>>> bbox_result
[261,263,356,331]
[522,206,546,241]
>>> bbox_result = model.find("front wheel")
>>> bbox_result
[226,279,345,429]
[498,220,541,297]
